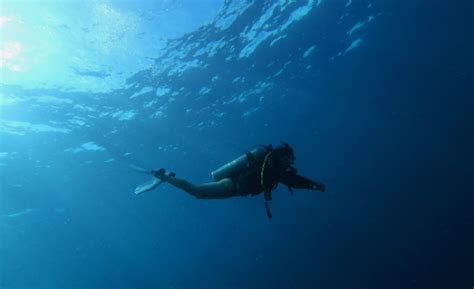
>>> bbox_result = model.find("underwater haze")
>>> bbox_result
[0,0,472,289]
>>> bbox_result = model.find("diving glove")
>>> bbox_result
[311,181,325,192]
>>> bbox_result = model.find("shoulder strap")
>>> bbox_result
[261,151,274,219]
[265,199,272,219]
[287,185,294,195]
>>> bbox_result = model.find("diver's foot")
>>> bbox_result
[152,168,166,178]
[152,168,176,180]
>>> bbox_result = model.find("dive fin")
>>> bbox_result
[134,171,176,195]
[129,164,152,174]
[134,178,164,195]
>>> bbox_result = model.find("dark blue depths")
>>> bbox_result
[0,1,472,289]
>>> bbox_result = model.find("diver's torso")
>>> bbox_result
[233,160,279,196]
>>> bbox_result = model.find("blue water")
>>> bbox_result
[0,1,472,289]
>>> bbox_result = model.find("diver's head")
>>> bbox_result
[272,143,295,169]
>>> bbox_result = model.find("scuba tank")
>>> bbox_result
[211,146,270,181]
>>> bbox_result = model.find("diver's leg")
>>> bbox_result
[193,179,236,199]
[158,174,235,199]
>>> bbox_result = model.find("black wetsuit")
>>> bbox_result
[233,159,319,197]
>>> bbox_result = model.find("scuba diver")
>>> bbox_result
[136,143,325,218]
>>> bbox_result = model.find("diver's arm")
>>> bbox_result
[280,172,325,192]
